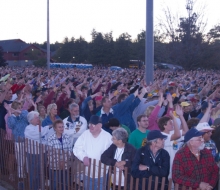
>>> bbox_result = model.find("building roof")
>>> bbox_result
[0,39,46,53]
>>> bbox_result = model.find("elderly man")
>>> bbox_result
[196,122,219,162]
[24,111,52,190]
[63,103,87,146]
[172,128,219,190]
[73,115,112,190]
[131,130,170,190]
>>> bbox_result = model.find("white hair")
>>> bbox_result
[69,103,79,110]
[27,111,39,123]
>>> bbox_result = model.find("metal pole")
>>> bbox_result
[47,0,50,69]
[145,0,154,85]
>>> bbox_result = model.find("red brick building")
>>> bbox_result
[0,39,47,66]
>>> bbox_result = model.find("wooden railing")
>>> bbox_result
[0,130,203,190]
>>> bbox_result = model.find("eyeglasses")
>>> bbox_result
[191,137,204,142]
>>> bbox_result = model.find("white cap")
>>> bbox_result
[196,122,214,131]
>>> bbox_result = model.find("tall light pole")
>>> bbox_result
[47,0,50,69]
[145,0,154,85]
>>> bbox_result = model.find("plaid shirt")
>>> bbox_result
[47,133,72,170]
[172,145,219,189]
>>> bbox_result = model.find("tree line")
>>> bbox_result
[45,21,219,70]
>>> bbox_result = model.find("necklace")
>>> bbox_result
[115,147,124,161]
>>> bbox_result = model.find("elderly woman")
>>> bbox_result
[101,128,136,189]
[48,120,72,190]
[5,101,29,179]
[24,111,52,190]
[42,103,61,127]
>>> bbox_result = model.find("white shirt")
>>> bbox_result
[161,130,183,178]
[24,124,51,154]
[112,147,125,186]
[73,129,112,178]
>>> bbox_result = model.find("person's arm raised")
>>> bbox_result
[199,101,212,123]
[170,111,181,141]
[175,105,189,136]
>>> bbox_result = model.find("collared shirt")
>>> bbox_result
[205,140,219,162]
[47,133,72,170]
[100,108,114,116]
[172,145,219,189]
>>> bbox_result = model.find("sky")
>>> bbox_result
[0,0,220,44]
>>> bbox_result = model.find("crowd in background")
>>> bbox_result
[0,66,220,190]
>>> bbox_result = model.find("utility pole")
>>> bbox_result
[145,0,154,85]
[47,0,50,69]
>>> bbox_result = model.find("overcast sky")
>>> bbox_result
[0,0,219,43]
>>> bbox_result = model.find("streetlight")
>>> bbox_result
[145,0,154,85]
[47,0,50,69]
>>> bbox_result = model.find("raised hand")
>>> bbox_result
[169,110,175,119]
[175,105,183,116]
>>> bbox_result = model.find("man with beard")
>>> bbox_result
[172,128,219,190]
[63,103,87,146]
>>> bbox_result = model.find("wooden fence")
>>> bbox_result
[0,130,201,190]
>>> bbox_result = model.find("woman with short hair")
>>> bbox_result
[48,120,72,190]
[101,128,136,189]
[42,103,61,127]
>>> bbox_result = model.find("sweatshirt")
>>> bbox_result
[73,129,112,178]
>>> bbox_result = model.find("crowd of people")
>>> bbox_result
[0,66,220,190]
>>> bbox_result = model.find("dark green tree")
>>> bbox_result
[89,29,113,66]
[0,46,7,67]
[157,0,207,69]
[113,33,132,67]
[33,58,47,67]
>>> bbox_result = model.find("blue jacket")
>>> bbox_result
[131,145,170,190]
[7,110,29,141]
[42,115,61,127]
[113,94,141,132]
[81,96,95,122]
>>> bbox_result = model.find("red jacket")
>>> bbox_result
[11,84,25,94]
[172,145,219,189]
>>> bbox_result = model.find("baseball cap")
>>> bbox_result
[147,130,167,141]
[184,128,205,143]
[172,93,177,98]
[107,118,120,127]
[95,96,103,101]
[89,115,102,125]
[196,122,214,131]
[181,102,190,107]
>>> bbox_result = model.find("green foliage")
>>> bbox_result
[0,46,7,67]
[33,58,47,67]
[50,23,220,69]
